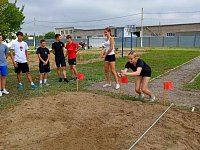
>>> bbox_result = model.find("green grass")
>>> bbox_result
[0,49,200,110]
[184,74,200,90]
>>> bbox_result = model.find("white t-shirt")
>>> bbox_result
[104,39,115,55]
[11,41,29,63]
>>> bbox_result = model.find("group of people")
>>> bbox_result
[0,27,155,102]
[0,32,81,96]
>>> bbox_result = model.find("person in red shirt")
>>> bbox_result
[65,35,81,80]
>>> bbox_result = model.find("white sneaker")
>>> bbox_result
[134,93,144,99]
[149,96,156,102]
[115,83,120,90]
[103,83,111,88]
[2,89,9,95]
[0,91,2,97]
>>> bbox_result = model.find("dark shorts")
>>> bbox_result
[105,54,116,62]
[140,69,151,77]
[0,66,8,76]
[55,57,66,68]
[14,62,29,73]
[68,58,76,65]
[39,63,50,74]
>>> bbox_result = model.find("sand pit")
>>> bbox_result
[0,92,199,150]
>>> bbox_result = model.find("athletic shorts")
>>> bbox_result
[0,66,8,76]
[39,63,50,74]
[68,58,76,65]
[105,54,116,62]
[14,62,29,73]
[140,69,152,77]
[55,57,66,68]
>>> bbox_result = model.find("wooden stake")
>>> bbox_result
[163,90,166,106]
[120,82,122,96]
[77,79,79,92]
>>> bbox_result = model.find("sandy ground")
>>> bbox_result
[0,92,199,150]
[88,56,200,108]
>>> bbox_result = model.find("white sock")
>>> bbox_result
[44,79,47,84]
[31,82,34,85]
[40,80,43,84]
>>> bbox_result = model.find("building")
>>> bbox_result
[55,23,200,39]
[136,23,200,37]
[55,27,115,39]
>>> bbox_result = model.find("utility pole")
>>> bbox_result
[141,8,144,48]
[33,17,36,50]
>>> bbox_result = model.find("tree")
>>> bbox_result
[44,32,55,39]
[0,0,25,39]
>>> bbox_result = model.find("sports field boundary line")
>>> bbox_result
[189,72,200,83]
[128,103,174,150]
[150,56,200,82]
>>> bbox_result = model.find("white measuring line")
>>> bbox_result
[150,56,200,82]
[128,103,174,150]
[189,72,200,83]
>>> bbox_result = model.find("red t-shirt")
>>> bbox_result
[66,42,79,59]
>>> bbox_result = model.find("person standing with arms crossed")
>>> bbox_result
[101,27,120,90]
[0,34,9,96]
[52,34,69,82]
[10,32,38,90]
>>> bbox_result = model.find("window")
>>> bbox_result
[166,32,175,37]
[97,35,103,37]
[69,30,73,34]
[60,30,64,35]
[86,36,92,38]
[76,36,82,39]
[65,30,68,34]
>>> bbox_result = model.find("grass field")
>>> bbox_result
[185,74,200,90]
[0,49,200,110]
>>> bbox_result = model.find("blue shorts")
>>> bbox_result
[0,66,8,76]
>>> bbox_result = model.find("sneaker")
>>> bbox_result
[64,78,69,83]
[0,91,2,97]
[149,96,156,102]
[18,84,23,90]
[44,83,50,86]
[39,84,43,88]
[115,83,120,90]
[139,93,145,99]
[2,89,9,95]
[103,83,111,88]
[70,77,77,81]
[59,78,62,82]
[31,84,38,89]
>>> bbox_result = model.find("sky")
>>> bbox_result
[9,0,200,35]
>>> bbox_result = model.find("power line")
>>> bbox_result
[145,10,200,15]
[35,13,141,24]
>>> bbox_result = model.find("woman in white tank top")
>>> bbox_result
[101,27,120,90]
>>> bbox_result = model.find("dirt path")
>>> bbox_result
[0,92,199,150]
[88,56,200,108]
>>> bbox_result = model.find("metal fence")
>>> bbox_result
[25,36,200,48]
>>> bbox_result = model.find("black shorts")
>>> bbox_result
[39,63,50,74]
[68,58,76,65]
[140,69,151,77]
[105,54,116,62]
[14,62,29,73]
[55,57,66,68]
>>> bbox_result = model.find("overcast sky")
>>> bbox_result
[9,0,200,35]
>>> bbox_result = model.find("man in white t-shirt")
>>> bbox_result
[10,31,38,90]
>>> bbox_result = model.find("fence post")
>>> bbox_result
[177,36,180,47]
[162,37,165,47]
[149,37,151,47]
[194,35,197,48]
[136,37,138,47]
